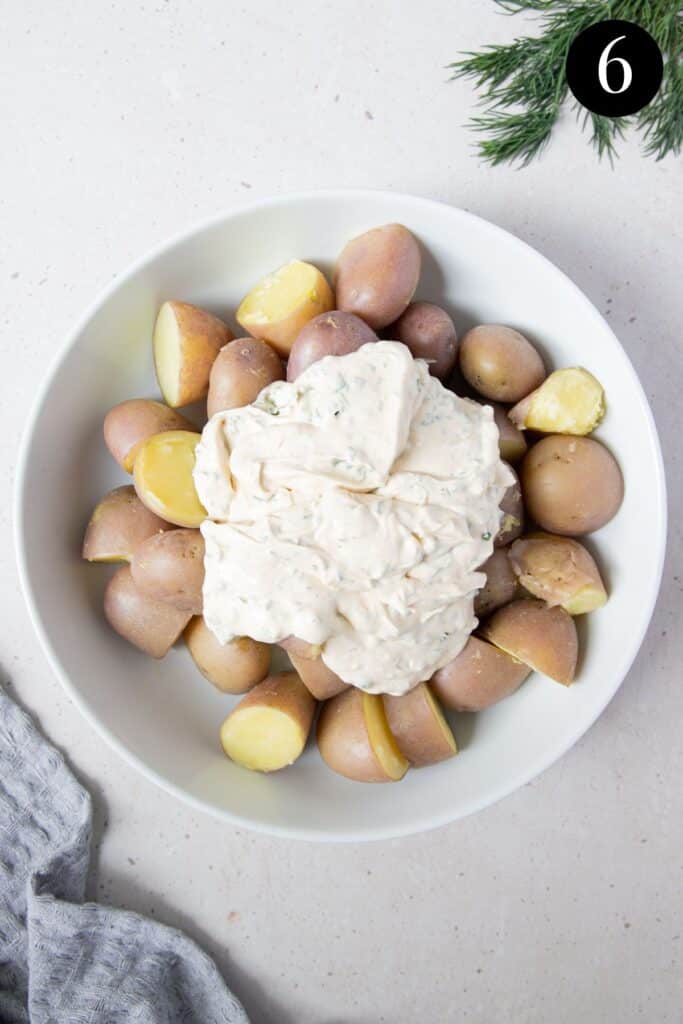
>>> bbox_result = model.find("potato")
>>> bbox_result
[495,465,524,547]
[474,548,519,618]
[509,534,607,614]
[521,435,623,535]
[236,260,334,357]
[288,652,349,700]
[220,671,316,772]
[509,367,606,436]
[133,430,206,528]
[103,399,195,474]
[431,636,531,711]
[391,301,458,380]
[104,565,191,658]
[82,485,170,562]
[278,636,323,660]
[153,300,233,408]
[491,404,527,463]
[185,617,270,693]
[334,224,421,330]
[383,683,457,767]
[317,688,409,783]
[131,528,205,613]
[459,325,546,402]
[286,311,377,381]
[481,599,578,685]
[207,337,284,417]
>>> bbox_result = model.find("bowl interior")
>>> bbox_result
[16,192,666,840]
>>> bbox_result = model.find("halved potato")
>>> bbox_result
[383,683,457,767]
[509,534,607,614]
[509,367,605,435]
[104,565,191,658]
[185,617,270,693]
[278,636,323,660]
[288,652,349,700]
[495,466,524,547]
[474,548,519,618]
[236,260,334,357]
[491,404,527,463]
[431,636,531,711]
[82,485,170,562]
[133,430,206,527]
[131,528,205,612]
[103,399,195,473]
[481,599,578,685]
[317,688,409,783]
[220,672,316,772]
[153,301,233,408]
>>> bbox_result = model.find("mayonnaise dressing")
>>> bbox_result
[194,341,512,695]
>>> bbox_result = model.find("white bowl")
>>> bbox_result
[15,190,666,841]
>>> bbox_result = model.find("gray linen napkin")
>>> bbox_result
[0,686,250,1024]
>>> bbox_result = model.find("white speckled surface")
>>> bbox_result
[1,2,681,1021]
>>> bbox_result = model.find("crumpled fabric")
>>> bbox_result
[0,686,250,1024]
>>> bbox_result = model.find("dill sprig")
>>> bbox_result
[449,0,683,166]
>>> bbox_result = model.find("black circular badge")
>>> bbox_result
[566,19,663,117]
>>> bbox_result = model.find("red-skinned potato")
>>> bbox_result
[82,486,171,562]
[220,672,316,772]
[131,529,205,613]
[481,599,578,685]
[207,337,284,417]
[335,224,421,329]
[153,300,233,408]
[288,652,349,700]
[103,399,195,474]
[431,636,531,711]
[491,404,527,463]
[317,688,409,783]
[185,617,270,694]
[383,683,457,767]
[459,325,545,402]
[495,465,524,547]
[474,548,519,618]
[104,565,191,658]
[286,311,377,381]
[391,301,458,379]
[521,435,623,535]
[509,534,607,614]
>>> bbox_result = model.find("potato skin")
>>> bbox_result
[495,465,524,548]
[286,311,377,381]
[278,636,323,660]
[317,688,394,783]
[185,617,270,693]
[153,300,233,408]
[82,485,170,562]
[481,598,578,685]
[521,435,623,535]
[335,224,421,329]
[207,337,284,417]
[383,683,457,767]
[474,548,519,618]
[459,325,545,402]
[491,404,527,464]
[237,261,334,357]
[103,399,194,474]
[131,528,205,613]
[288,652,349,700]
[509,534,607,613]
[104,565,191,658]
[431,636,530,711]
[391,301,458,380]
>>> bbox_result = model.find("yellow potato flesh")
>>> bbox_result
[220,706,305,772]
[153,302,183,407]
[522,367,605,435]
[133,430,206,527]
[563,585,608,615]
[237,260,333,351]
[363,693,409,781]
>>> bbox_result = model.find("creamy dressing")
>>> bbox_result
[194,341,512,695]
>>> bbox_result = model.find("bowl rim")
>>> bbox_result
[13,188,668,842]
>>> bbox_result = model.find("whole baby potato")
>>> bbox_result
[207,337,284,417]
[521,435,623,535]
[286,311,378,381]
[431,636,531,711]
[131,528,205,613]
[391,301,458,380]
[334,224,421,330]
[185,617,271,694]
[474,548,519,618]
[103,399,195,474]
[459,325,545,402]
[104,565,191,658]
[495,465,524,548]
